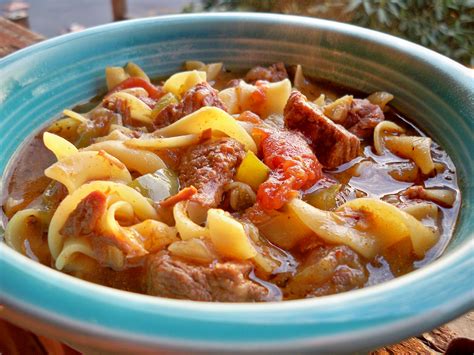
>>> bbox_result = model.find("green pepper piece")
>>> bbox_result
[304,184,341,211]
[41,181,65,213]
[47,117,81,143]
[150,93,178,120]
[128,168,179,202]
[75,126,98,148]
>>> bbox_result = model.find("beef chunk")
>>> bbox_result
[284,245,368,299]
[60,191,107,238]
[256,128,323,210]
[153,82,227,129]
[146,252,276,302]
[284,91,360,169]
[178,138,245,207]
[245,62,288,84]
[343,99,385,138]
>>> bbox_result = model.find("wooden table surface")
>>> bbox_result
[0,17,44,57]
[0,16,472,355]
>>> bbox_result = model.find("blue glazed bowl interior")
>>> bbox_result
[0,13,473,353]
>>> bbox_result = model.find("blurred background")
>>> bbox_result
[1,0,473,66]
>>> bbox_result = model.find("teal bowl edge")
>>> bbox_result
[0,13,473,353]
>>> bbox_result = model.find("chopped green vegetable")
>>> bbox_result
[42,181,62,212]
[128,168,179,202]
[74,108,117,148]
[304,184,341,211]
[150,93,178,119]
[47,117,81,143]
[125,62,150,82]
[75,124,100,148]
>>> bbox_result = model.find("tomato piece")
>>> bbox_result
[255,128,322,210]
[106,77,164,100]
[160,186,197,208]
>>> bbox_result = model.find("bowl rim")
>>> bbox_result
[1,12,473,352]
[2,242,473,352]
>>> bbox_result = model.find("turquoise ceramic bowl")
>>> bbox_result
[0,13,473,353]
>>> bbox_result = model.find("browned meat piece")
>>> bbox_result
[178,138,245,207]
[284,245,367,299]
[146,252,278,301]
[284,91,360,169]
[343,99,385,138]
[245,62,288,83]
[60,191,148,258]
[60,191,107,238]
[153,82,227,129]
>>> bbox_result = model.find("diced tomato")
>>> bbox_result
[255,128,322,210]
[106,77,164,100]
[160,186,198,208]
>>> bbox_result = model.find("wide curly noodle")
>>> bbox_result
[2,61,459,301]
